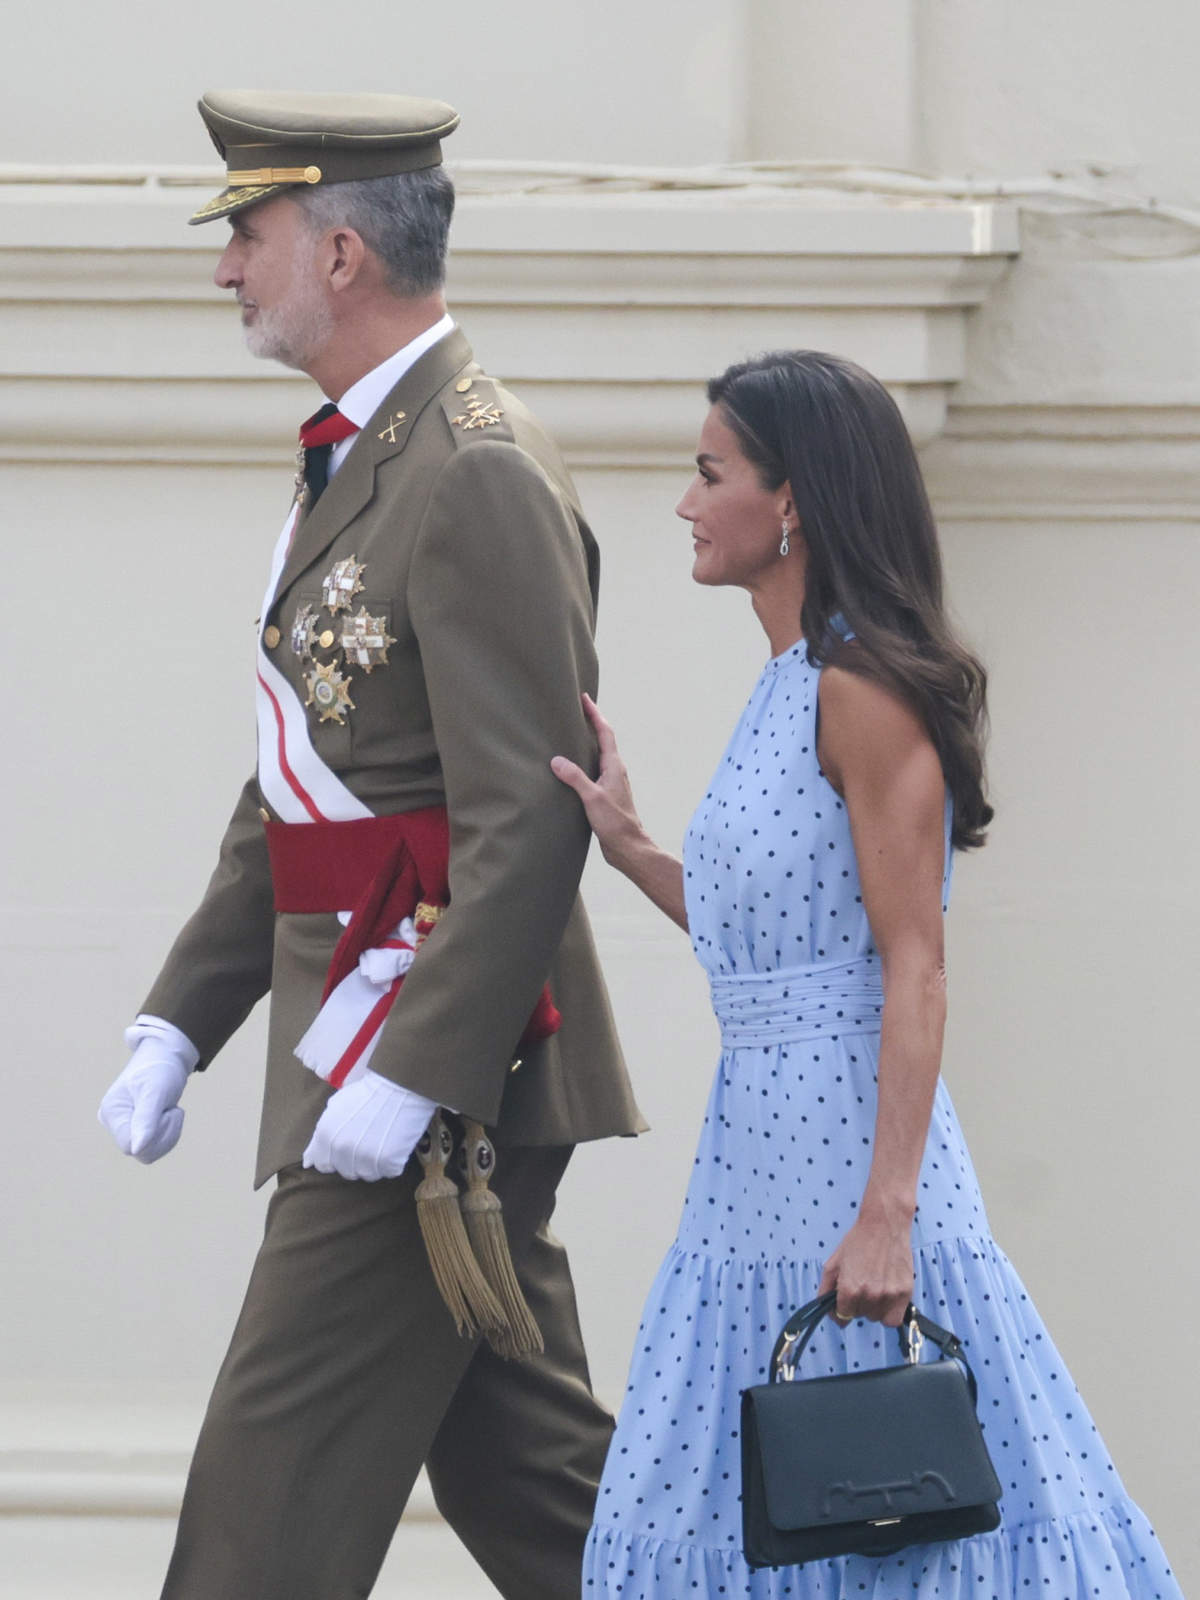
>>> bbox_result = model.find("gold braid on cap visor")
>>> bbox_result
[226,165,323,186]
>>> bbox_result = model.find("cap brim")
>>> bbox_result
[188,182,291,225]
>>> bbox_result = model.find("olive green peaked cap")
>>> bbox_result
[190,89,460,225]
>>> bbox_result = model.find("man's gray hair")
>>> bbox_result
[292,166,455,297]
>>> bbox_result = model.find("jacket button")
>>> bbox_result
[263,625,281,649]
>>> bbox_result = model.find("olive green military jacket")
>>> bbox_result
[142,328,645,1186]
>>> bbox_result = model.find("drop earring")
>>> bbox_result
[779,520,790,557]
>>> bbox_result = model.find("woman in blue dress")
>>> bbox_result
[553,351,1181,1599]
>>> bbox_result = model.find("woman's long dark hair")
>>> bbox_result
[708,350,992,849]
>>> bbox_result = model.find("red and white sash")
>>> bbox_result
[255,508,400,1085]
[255,507,372,827]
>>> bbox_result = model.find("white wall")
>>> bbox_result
[2,0,744,168]
[1,2,1197,1593]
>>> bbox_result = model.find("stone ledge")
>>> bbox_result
[922,404,1200,521]
[0,170,1017,462]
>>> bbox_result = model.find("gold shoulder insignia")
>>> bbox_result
[441,378,511,444]
[452,393,505,431]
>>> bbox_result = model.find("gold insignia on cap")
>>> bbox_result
[455,378,473,393]
[226,165,323,187]
[322,556,366,615]
[305,659,355,724]
[377,411,407,444]
[189,183,280,223]
[452,396,504,431]
[341,605,396,672]
[291,602,319,660]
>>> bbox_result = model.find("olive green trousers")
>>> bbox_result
[161,1147,613,1599]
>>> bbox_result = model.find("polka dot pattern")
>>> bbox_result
[582,646,1180,1598]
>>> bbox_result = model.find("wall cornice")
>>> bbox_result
[0,168,1016,466]
[924,404,1200,522]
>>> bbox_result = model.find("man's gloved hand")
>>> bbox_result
[99,1021,200,1163]
[302,1068,437,1182]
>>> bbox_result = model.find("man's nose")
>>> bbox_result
[213,246,240,290]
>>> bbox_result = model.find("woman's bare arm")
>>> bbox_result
[551,694,689,932]
[815,664,949,1326]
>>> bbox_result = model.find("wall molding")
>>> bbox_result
[924,404,1200,521]
[0,168,1017,467]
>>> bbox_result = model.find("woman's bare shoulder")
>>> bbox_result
[818,664,939,794]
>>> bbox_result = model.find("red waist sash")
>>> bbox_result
[264,806,561,1045]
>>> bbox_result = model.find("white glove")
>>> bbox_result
[302,1067,437,1182]
[98,1017,199,1164]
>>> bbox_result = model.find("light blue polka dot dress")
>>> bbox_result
[582,645,1180,1598]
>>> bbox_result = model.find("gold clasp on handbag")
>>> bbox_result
[904,1314,924,1366]
[777,1330,801,1382]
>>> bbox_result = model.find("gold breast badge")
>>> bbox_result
[305,659,355,724]
[452,394,504,430]
[340,605,396,672]
[290,601,319,660]
[321,555,366,615]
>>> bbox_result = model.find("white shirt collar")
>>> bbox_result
[333,312,456,432]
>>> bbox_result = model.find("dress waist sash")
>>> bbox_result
[709,955,883,1048]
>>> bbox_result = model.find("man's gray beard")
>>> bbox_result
[243,291,334,369]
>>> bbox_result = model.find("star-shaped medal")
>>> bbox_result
[340,605,396,672]
[322,556,366,615]
[305,659,355,724]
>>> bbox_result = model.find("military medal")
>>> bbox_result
[341,605,396,672]
[322,555,366,614]
[305,659,355,724]
[291,601,320,660]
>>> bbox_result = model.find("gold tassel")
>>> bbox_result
[415,1112,505,1339]
[460,1119,544,1359]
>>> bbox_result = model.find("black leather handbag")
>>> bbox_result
[741,1290,1002,1568]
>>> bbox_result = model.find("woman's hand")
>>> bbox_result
[818,1206,915,1328]
[551,693,647,873]
[552,694,690,930]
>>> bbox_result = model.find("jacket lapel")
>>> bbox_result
[270,328,476,608]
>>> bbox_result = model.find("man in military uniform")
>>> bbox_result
[98,90,643,1600]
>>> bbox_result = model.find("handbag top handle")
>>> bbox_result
[768,1291,980,1405]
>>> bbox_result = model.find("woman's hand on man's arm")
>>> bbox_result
[552,694,689,932]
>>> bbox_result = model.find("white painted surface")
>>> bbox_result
[2,4,1198,1593]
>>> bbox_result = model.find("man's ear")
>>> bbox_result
[326,226,368,294]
